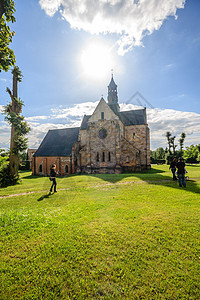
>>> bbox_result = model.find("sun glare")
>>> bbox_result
[80,41,115,81]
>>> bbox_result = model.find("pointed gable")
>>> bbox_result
[89,97,120,122]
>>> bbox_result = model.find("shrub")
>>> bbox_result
[0,157,19,187]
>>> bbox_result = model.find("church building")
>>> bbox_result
[32,76,150,175]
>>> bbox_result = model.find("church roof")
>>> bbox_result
[119,109,146,126]
[80,108,146,129]
[80,115,91,130]
[34,127,79,157]
[108,75,117,89]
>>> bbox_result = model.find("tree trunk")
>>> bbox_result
[0,2,4,20]
[9,72,19,177]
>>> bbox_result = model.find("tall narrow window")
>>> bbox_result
[133,132,136,139]
[101,112,104,120]
[108,152,111,162]
[39,164,42,172]
[96,152,99,162]
[65,165,69,173]
[102,152,105,162]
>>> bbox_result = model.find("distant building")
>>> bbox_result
[27,149,37,169]
[32,75,150,175]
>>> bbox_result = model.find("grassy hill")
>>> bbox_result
[0,165,200,299]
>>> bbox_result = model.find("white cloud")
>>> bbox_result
[25,116,49,122]
[39,0,186,55]
[51,101,98,118]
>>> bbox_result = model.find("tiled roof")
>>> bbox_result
[119,109,146,125]
[34,127,79,157]
[80,115,91,130]
[80,109,146,129]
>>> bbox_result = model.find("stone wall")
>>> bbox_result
[124,124,151,168]
[76,120,150,174]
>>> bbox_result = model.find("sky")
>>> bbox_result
[0,0,200,151]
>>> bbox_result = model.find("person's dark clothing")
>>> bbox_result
[169,161,177,180]
[176,161,185,174]
[176,161,186,187]
[50,168,57,192]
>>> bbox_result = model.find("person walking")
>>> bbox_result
[169,158,177,180]
[176,157,186,187]
[49,164,57,193]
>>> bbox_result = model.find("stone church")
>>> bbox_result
[32,76,150,175]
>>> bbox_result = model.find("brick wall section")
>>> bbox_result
[33,156,72,176]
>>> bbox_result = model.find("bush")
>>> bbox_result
[0,158,19,187]
[150,158,165,164]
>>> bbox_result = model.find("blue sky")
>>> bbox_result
[0,0,200,150]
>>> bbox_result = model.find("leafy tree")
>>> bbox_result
[179,132,186,152]
[0,149,18,187]
[166,131,172,154]
[183,144,200,163]
[170,136,177,154]
[0,148,9,157]
[0,0,16,72]
[156,147,165,159]
[3,66,30,179]
[150,147,166,164]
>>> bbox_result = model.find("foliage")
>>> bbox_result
[166,131,172,154]
[0,166,200,299]
[183,144,200,163]
[4,68,30,148]
[179,132,186,151]
[0,148,9,157]
[150,147,166,164]
[0,156,18,187]
[2,66,30,179]
[0,0,16,72]
[165,132,186,159]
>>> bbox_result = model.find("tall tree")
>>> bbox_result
[3,66,30,178]
[166,131,172,154]
[179,132,186,152]
[0,0,16,72]
[170,136,177,154]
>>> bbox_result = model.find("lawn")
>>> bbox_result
[0,165,200,299]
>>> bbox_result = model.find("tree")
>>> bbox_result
[166,131,172,154]
[179,132,186,152]
[156,147,165,159]
[3,66,30,178]
[170,136,177,155]
[183,144,199,163]
[0,0,16,72]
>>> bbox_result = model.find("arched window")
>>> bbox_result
[96,152,99,162]
[39,164,42,172]
[65,165,69,173]
[102,152,105,162]
[133,132,136,139]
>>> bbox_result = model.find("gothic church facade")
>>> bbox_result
[33,76,150,175]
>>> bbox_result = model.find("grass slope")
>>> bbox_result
[0,165,200,299]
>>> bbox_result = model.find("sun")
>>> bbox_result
[79,40,115,81]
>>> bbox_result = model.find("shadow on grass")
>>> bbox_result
[22,167,200,195]
[87,168,200,194]
[37,193,54,202]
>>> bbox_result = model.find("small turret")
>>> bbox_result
[107,74,120,115]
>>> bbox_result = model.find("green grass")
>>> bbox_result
[0,165,200,299]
